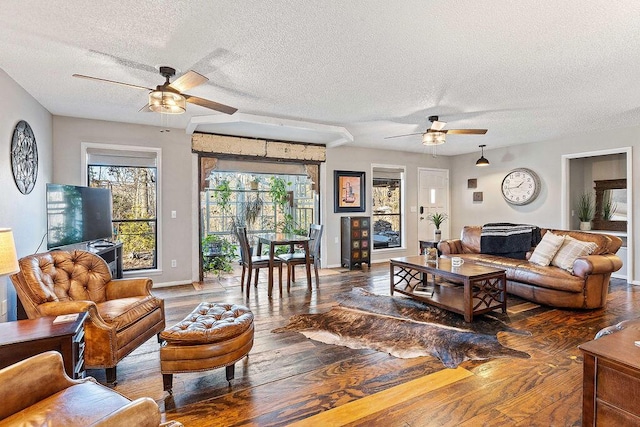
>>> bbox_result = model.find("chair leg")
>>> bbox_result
[240,265,246,292]
[291,264,296,282]
[253,268,260,287]
[105,367,117,387]
[287,263,292,293]
[278,264,283,296]
[314,262,320,287]
[246,269,252,298]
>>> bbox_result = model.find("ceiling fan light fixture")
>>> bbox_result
[148,90,186,114]
[422,131,446,146]
[476,144,490,166]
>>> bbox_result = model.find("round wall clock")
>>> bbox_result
[501,168,541,205]
[11,120,38,195]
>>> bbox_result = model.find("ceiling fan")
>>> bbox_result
[385,115,487,146]
[73,66,237,115]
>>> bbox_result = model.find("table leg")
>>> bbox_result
[389,262,395,295]
[268,243,275,298]
[303,241,312,291]
[463,278,473,322]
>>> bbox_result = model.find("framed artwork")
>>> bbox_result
[467,179,477,189]
[334,170,366,212]
[473,191,483,202]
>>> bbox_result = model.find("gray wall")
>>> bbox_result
[0,69,53,321]
[52,116,195,287]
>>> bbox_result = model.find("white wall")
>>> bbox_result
[324,145,450,267]
[449,126,639,283]
[0,69,53,321]
[52,116,194,287]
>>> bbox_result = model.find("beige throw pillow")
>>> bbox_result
[529,232,565,266]
[551,236,598,273]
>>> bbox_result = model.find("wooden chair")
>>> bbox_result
[236,227,283,297]
[278,224,323,292]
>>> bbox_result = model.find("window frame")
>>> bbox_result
[371,164,406,252]
[82,143,162,275]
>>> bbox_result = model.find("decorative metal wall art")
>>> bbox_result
[10,120,38,194]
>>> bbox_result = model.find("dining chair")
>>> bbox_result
[236,226,283,297]
[278,224,323,292]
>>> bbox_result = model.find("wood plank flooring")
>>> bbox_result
[89,263,639,426]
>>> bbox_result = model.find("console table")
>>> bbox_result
[579,320,640,426]
[0,313,87,379]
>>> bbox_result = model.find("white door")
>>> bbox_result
[418,168,450,242]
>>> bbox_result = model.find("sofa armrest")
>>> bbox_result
[90,397,162,427]
[437,239,463,256]
[572,254,623,278]
[106,278,153,300]
[0,351,90,420]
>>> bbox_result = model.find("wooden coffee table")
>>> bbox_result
[390,256,506,322]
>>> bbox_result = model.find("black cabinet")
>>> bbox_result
[91,242,124,279]
[341,216,371,269]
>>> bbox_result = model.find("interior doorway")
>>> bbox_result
[562,147,633,281]
[417,168,450,242]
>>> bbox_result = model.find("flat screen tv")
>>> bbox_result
[46,184,113,249]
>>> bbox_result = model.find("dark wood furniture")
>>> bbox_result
[257,233,311,297]
[579,320,640,426]
[0,312,87,379]
[341,216,370,269]
[389,256,506,322]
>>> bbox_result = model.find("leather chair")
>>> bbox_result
[10,250,166,385]
[0,351,182,427]
[278,224,323,292]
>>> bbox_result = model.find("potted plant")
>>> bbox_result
[577,192,594,230]
[426,212,448,241]
[202,234,237,278]
[602,190,617,221]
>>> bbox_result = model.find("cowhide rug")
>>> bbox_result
[272,288,530,368]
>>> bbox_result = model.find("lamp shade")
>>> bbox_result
[422,131,446,146]
[476,144,490,166]
[149,90,186,114]
[0,228,19,276]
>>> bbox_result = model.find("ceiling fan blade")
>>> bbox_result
[72,74,154,91]
[384,132,423,139]
[169,70,208,93]
[184,94,237,115]
[430,120,447,131]
[444,129,488,135]
[138,103,153,112]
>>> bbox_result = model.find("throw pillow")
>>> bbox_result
[529,232,565,266]
[551,236,599,273]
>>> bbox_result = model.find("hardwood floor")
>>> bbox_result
[91,263,638,426]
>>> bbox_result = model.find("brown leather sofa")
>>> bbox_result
[0,351,182,427]
[10,250,166,385]
[438,226,623,309]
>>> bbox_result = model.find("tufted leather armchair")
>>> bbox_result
[10,250,166,385]
[0,351,182,426]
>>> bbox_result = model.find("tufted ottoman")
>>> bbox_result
[159,302,254,393]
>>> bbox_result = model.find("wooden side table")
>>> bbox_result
[579,320,640,426]
[0,312,87,379]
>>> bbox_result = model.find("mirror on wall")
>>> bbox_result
[593,179,627,231]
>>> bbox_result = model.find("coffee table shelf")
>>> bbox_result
[390,256,507,322]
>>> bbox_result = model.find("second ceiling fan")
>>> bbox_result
[386,115,487,146]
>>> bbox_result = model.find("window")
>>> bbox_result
[372,166,404,250]
[84,145,160,272]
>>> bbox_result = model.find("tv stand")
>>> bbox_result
[88,242,123,279]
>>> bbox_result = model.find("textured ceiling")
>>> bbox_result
[2,1,640,155]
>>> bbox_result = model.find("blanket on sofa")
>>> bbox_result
[481,223,541,259]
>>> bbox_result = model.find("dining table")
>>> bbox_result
[257,233,312,297]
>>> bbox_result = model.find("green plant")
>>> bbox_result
[602,190,617,221]
[202,234,237,277]
[426,212,448,230]
[268,176,297,233]
[577,192,595,222]
[214,179,233,213]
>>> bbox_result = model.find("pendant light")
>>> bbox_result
[476,144,490,166]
